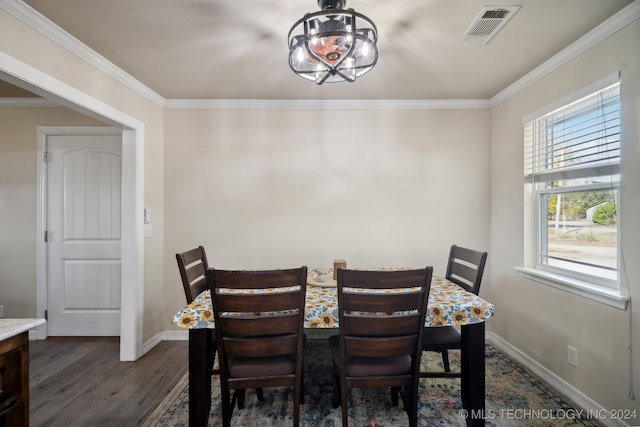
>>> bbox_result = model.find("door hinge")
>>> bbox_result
[44,310,48,320]
[44,151,49,162]
[44,230,48,242]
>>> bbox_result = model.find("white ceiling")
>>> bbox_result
[12,0,636,100]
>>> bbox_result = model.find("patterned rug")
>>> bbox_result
[143,340,603,427]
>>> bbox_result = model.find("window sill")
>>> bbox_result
[515,267,629,310]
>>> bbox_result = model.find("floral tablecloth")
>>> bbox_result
[172,270,494,329]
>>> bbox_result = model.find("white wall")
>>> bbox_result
[163,107,491,321]
[489,20,640,412]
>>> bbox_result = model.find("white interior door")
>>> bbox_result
[46,132,122,336]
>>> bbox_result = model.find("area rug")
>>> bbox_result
[143,340,603,427]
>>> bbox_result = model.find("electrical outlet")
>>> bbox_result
[568,345,578,367]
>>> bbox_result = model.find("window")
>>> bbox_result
[524,81,620,289]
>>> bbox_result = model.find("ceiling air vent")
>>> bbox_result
[457,6,520,45]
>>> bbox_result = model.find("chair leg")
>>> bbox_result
[340,380,349,427]
[211,349,219,375]
[441,349,451,372]
[221,383,233,427]
[233,389,246,409]
[406,385,418,427]
[256,387,264,401]
[391,386,399,406]
[332,372,340,408]
[396,385,411,416]
[293,377,302,427]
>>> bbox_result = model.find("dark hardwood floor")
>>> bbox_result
[29,338,188,427]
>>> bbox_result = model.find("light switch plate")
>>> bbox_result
[568,345,578,367]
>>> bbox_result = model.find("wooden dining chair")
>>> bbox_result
[420,244,487,378]
[208,267,308,427]
[176,246,220,378]
[329,267,433,427]
[176,246,209,303]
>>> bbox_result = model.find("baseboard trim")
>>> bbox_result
[142,331,164,355]
[487,332,631,427]
[162,329,189,341]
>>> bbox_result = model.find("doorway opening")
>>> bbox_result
[1,54,145,361]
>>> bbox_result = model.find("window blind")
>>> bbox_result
[525,83,620,183]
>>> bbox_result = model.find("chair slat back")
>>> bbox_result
[338,269,427,289]
[215,290,301,314]
[337,268,432,362]
[209,267,307,363]
[344,313,423,338]
[345,335,421,358]
[222,334,298,359]
[176,246,208,303]
[445,245,487,294]
[342,292,424,314]
[213,269,304,290]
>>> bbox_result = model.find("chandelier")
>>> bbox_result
[288,0,378,85]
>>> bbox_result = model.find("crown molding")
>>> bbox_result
[0,0,165,107]
[164,98,491,110]
[490,0,640,107]
[2,0,639,110]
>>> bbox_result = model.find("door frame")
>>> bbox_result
[37,126,123,337]
[1,52,145,361]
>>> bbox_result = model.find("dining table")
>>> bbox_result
[171,268,494,427]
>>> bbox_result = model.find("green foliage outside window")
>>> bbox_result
[592,202,617,225]
[546,190,615,220]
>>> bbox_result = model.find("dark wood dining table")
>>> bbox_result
[172,269,494,427]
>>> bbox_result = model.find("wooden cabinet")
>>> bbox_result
[0,332,29,427]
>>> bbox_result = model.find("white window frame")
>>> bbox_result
[537,182,619,286]
[516,73,629,309]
